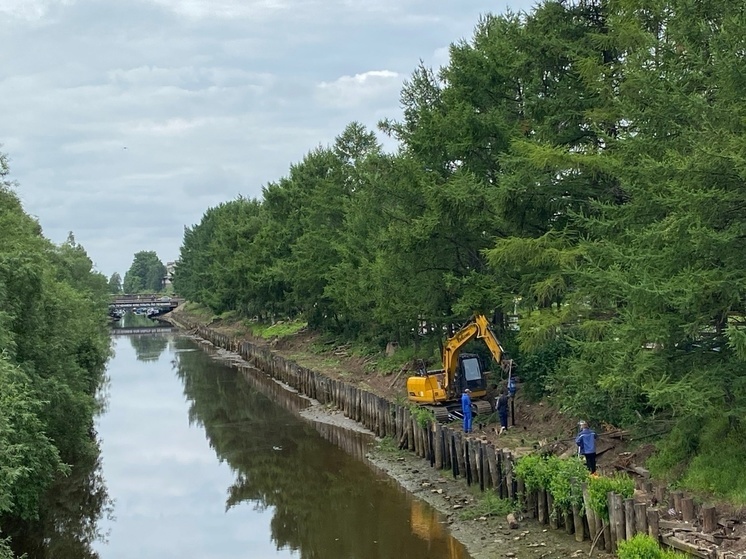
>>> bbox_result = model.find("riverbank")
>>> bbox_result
[169,309,612,559]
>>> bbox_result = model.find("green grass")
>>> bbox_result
[372,345,436,375]
[648,416,746,504]
[376,436,407,457]
[409,405,435,428]
[180,301,213,319]
[245,319,308,340]
[218,310,239,321]
[459,491,517,520]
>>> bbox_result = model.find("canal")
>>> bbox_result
[95,328,470,558]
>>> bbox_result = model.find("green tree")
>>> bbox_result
[123,251,166,293]
[0,149,111,555]
[282,123,382,327]
[107,272,122,294]
[174,198,267,315]
[0,358,65,522]
[168,0,746,499]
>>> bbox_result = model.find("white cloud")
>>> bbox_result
[1,0,536,277]
[0,0,74,20]
[124,116,215,137]
[145,0,293,19]
[316,70,401,109]
[431,46,451,70]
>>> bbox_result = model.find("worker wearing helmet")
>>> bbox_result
[575,420,598,473]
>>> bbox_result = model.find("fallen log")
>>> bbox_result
[660,534,715,559]
[659,520,695,531]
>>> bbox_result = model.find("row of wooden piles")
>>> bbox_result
[187,322,729,559]
[525,482,722,557]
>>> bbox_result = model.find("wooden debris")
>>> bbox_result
[659,520,695,531]
[661,534,716,559]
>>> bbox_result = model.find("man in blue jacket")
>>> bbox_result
[496,390,509,434]
[575,420,598,473]
[461,388,473,433]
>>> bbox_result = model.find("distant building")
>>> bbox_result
[162,261,176,288]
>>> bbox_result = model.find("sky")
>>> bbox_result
[1,0,535,279]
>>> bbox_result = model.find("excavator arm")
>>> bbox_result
[474,314,507,370]
[441,314,507,392]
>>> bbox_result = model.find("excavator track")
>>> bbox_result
[421,405,451,423]
[473,399,494,416]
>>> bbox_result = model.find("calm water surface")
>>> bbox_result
[95,330,470,559]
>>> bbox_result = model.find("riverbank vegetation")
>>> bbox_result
[0,152,112,558]
[173,1,746,501]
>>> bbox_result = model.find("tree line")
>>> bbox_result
[174,0,746,499]
[0,152,112,557]
[106,250,168,295]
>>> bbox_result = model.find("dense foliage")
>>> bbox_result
[123,250,166,293]
[174,0,746,499]
[514,454,589,514]
[587,473,635,520]
[0,151,112,557]
[617,534,685,559]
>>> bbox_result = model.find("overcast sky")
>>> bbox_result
[1,0,534,279]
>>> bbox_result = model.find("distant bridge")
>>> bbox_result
[109,295,182,316]
[111,325,175,336]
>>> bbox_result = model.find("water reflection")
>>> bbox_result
[111,314,172,361]
[95,336,469,559]
[128,334,170,362]
[5,433,110,559]
[173,338,470,559]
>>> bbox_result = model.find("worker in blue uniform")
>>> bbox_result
[461,388,473,433]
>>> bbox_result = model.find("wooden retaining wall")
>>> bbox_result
[181,320,733,559]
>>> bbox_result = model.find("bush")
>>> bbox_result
[588,473,635,520]
[409,405,435,429]
[514,454,556,493]
[617,534,686,559]
[548,457,589,512]
[514,454,589,513]
[519,338,571,401]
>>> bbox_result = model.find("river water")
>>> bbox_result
[93,327,471,559]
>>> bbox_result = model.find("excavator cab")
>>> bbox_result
[456,353,488,395]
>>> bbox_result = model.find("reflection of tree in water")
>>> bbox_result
[128,334,169,362]
[120,313,158,328]
[6,444,110,559]
[174,342,468,559]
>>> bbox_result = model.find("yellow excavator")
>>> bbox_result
[407,314,511,422]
